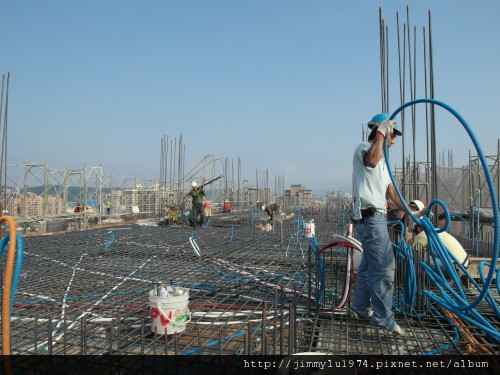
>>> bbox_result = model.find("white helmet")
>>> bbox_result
[191,181,198,188]
[409,200,425,212]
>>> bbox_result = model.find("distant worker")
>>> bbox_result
[105,199,111,215]
[203,200,212,218]
[188,181,206,228]
[262,202,279,222]
[223,200,232,213]
[350,112,406,336]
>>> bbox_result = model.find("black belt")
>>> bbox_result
[353,207,377,224]
[361,207,377,218]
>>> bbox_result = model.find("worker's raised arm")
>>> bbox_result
[364,120,395,167]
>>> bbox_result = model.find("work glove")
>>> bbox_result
[377,119,397,137]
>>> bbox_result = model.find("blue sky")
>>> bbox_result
[1,1,499,193]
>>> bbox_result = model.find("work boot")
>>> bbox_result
[349,309,373,321]
[388,322,406,336]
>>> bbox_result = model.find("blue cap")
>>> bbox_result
[368,113,402,136]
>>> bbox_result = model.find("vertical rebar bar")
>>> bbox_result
[117,317,121,355]
[141,318,144,355]
[164,327,168,355]
[197,328,202,355]
[273,289,278,355]
[280,287,284,355]
[47,313,53,355]
[218,327,222,355]
[261,301,267,354]
[63,316,67,355]
[34,314,38,355]
[428,10,438,225]
[81,317,87,355]
[288,294,293,355]
[246,326,251,355]
[108,319,113,354]
[153,327,158,355]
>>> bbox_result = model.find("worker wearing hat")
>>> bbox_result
[411,203,469,283]
[188,181,206,228]
[223,200,232,213]
[261,202,279,222]
[350,112,407,336]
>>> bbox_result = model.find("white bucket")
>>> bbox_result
[149,287,190,335]
[304,220,315,238]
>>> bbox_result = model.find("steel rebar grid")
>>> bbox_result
[3,215,499,356]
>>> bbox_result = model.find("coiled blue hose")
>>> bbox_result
[389,221,418,314]
[477,260,500,316]
[384,98,500,342]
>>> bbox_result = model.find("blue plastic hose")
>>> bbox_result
[103,230,115,253]
[383,98,500,342]
[386,98,499,308]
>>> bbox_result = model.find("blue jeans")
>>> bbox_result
[351,211,396,330]
[191,203,205,227]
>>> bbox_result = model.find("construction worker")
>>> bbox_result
[188,181,205,228]
[203,200,212,218]
[387,199,425,221]
[350,112,407,336]
[223,200,231,213]
[261,202,279,222]
[411,219,469,282]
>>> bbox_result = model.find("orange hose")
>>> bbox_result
[1,216,17,356]
[440,307,494,356]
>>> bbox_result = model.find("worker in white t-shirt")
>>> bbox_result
[412,221,469,281]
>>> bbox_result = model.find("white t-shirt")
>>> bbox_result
[352,141,392,220]
[413,230,469,268]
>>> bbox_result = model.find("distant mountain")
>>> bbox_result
[21,185,112,197]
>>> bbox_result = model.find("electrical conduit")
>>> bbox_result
[1,216,20,355]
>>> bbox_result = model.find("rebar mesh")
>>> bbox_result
[2,214,499,356]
